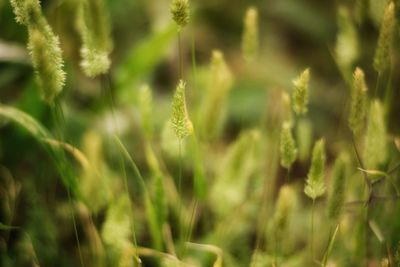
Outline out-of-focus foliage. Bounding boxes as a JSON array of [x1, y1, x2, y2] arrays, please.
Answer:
[[1, 0, 400, 267]]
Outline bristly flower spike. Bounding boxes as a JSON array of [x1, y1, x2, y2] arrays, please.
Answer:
[[10, 0, 65, 105], [170, 0, 189, 28], [349, 67, 368, 135], [292, 68, 310, 115], [364, 100, 387, 169], [373, 1, 396, 73], [280, 121, 298, 170], [77, 0, 113, 77], [171, 80, 193, 140], [242, 6, 259, 62], [304, 138, 326, 200]]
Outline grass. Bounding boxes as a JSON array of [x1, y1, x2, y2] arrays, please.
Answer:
[[1, 0, 400, 267]]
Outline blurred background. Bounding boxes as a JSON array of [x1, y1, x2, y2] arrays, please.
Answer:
[[1, 0, 400, 266]]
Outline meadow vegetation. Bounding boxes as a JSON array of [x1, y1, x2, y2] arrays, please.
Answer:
[[1, 0, 400, 266]]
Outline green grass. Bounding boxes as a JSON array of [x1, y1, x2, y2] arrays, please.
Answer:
[[1, 0, 400, 267]]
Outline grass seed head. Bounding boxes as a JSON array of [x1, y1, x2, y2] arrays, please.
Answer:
[[373, 2, 396, 73], [242, 6, 259, 62], [292, 68, 310, 115], [280, 121, 298, 170], [171, 80, 193, 140], [304, 138, 326, 200], [170, 0, 189, 28], [28, 27, 65, 104], [349, 67, 368, 135], [364, 100, 387, 169]]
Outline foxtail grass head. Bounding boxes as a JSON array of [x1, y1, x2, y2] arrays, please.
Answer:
[[171, 80, 193, 140], [292, 68, 310, 115], [170, 0, 189, 28], [242, 6, 259, 62], [373, 2, 395, 73], [198, 50, 233, 140], [335, 6, 359, 74], [28, 27, 65, 104], [77, 0, 113, 77], [280, 121, 297, 170], [10, 0, 65, 105], [364, 100, 387, 169], [349, 67, 368, 135], [304, 138, 326, 200], [272, 185, 296, 233]]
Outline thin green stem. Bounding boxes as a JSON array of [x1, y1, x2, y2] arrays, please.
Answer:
[[178, 138, 184, 257], [178, 31, 183, 79], [52, 100, 85, 267], [67, 187, 85, 267], [311, 199, 315, 264]]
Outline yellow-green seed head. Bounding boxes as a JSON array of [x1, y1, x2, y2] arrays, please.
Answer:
[[349, 67, 368, 135], [171, 80, 193, 139], [364, 100, 387, 169], [280, 121, 298, 169], [77, 0, 113, 77], [170, 0, 189, 28], [242, 6, 259, 62], [304, 138, 326, 200], [10, 0, 38, 25], [28, 27, 65, 104], [292, 68, 310, 115], [272, 185, 296, 233], [373, 2, 395, 73], [335, 6, 359, 73], [199, 50, 233, 140]]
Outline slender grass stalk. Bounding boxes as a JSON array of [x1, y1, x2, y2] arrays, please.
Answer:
[[310, 198, 315, 263], [51, 99, 85, 267], [67, 187, 85, 267]]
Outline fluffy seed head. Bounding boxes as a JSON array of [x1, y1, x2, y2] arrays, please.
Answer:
[[373, 2, 396, 73], [273, 185, 296, 233], [304, 138, 326, 200], [170, 0, 189, 28], [349, 67, 368, 135], [280, 121, 298, 170], [199, 50, 233, 140], [335, 6, 359, 72], [364, 100, 387, 169], [292, 68, 310, 115], [171, 80, 193, 139], [242, 6, 259, 62], [77, 0, 113, 77], [28, 27, 65, 104]]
